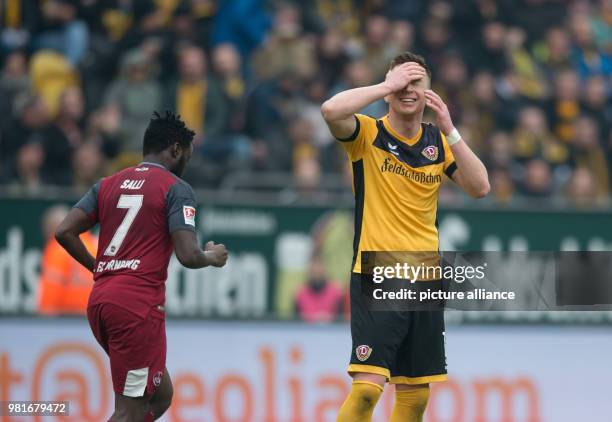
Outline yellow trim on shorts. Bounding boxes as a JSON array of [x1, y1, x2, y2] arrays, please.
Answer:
[[347, 364, 390, 379], [389, 374, 448, 385]]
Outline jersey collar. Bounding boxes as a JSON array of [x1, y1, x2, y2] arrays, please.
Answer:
[[381, 115, 423, 146], [139, 161, 168, 171]]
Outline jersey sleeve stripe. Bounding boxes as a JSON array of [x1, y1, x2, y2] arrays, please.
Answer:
[[351, 160, 365, 271], [444, 162, 458, 178], [335, 115, 361, 142]]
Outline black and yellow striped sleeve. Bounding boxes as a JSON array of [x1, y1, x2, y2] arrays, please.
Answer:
[[440, 131, 457, 178], [337, 114, 377, 162]]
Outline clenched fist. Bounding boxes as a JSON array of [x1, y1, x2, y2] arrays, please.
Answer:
[[204, 241, 229, 267]]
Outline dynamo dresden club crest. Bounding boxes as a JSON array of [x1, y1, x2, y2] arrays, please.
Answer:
[[421, 145, 439, 161], [356, 345, 373, 362]]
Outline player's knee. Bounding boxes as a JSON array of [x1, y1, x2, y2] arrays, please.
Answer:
[[354, 391, 379, 412], [337, 380, 384, 420], [350, 375, 385, 412], [395, 383, 430, 413]]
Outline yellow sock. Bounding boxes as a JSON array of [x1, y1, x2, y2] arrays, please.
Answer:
[[337, 380, 384, 422], [390, 385, 430, 422]]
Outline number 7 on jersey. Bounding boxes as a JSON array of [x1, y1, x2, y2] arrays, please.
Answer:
[[104, 194, 143, 256]]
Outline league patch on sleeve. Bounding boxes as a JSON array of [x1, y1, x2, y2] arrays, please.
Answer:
[[183, 206, 196, 226]]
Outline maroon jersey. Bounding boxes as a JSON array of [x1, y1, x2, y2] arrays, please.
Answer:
[[75, 162, 197, 317]]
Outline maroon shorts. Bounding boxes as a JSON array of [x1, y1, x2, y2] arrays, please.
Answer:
[[87, 302, 166, 397]]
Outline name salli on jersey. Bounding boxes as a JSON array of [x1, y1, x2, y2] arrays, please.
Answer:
[[380, 158, 441, 184], [95, 259, 141, 273], [120, 179, 145, 190]]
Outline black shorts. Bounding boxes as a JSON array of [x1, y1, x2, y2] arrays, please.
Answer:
[[348, 272, 447, 384]]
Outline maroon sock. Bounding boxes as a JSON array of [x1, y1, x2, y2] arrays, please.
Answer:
[[144, 412, 155, 422]]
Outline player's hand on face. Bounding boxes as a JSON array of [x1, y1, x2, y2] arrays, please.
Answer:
[[205, 241, 229, 267], [384, 62, 427, 93], [425, 89, 455, 135]]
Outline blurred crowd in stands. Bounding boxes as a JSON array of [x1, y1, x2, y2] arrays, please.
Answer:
[[0, 0, 610, 208]]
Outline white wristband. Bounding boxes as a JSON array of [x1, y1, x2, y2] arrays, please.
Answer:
[[445, 127, 462, 145]]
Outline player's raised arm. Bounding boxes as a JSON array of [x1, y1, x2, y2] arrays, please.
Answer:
[[425, 89, 490, 198], [172, 231, 228, 268], [321, 62, 426, 139]]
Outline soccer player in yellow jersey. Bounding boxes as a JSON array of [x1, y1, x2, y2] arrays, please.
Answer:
[[321, 52, 490, 421]]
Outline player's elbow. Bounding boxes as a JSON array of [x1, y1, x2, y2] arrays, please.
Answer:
[[471, 180, 490, 199], [320, 100, 338, 121], [176, 256, 196, 269], [175, 250, 196, 269], [54, 223, 71, 244]]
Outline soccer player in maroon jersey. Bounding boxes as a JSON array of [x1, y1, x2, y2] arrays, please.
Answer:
[[55, 111, 228, 421]]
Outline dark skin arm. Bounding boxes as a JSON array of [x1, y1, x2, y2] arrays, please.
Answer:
[[171, 230, 228, 269], [55, 208, 97, 272], [56, 210, 228, 271]]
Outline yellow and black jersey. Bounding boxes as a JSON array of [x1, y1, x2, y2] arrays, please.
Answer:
[[338, 114, 457, 273]]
